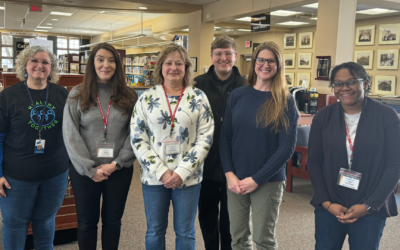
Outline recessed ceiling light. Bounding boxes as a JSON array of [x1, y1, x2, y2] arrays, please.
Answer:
[[37, 26, 52, 29], [139, 7, 147, 9], [0, 6, 4, 10], [182, 28, 189, 31], [46, 23, 52, 25], [52, 19, 58, 21], [238, 29, 251, 32], [271, 10, 303, 16], [235, 17, 251, 22], [34, 29, 49, 32], [356, 8, 399, 15], [310, 17, 318, 20], [224, 29, 233, 32], [276, 21, 309, 26], [50, 11, 73, 16], [302, 3, 318, 8]]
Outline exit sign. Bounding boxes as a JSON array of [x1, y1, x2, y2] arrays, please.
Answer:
[[30, 5, 42, 12]]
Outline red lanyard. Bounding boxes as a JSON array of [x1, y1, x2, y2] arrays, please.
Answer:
[[96, 93, 112, 141], [162, 85, 185, 132], [345, 123, 354, 162]]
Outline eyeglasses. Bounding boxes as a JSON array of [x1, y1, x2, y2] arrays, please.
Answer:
[[255, 58, 277, 66], [330, 78, 363, 89], [212, 52, 234, 58], [29, 59, 51, 66]]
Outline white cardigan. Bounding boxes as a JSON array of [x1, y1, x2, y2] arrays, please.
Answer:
[[130, 85, 215, 187]]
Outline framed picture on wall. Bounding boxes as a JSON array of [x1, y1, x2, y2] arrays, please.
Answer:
[[374, 75, 396, 95], [284, 33, 296, 49], [353, 50, 373, 69], [298, 53, 312, 69], [297, 73, 311, 88], [299, 32, 313, 49], [190, 57, 197, 72], [316, 56, 331, 80], [285, 73, 295, 87], [379, 24, 400, 45], [355, 25, 375, 46], [377, 49, 398, 70], [284, 53, 296, 69]]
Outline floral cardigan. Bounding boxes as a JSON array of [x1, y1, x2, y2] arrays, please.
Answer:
[[130, 85, 215, 187]]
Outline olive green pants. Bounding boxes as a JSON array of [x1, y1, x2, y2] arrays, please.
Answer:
[[227, 181, 285, 250]]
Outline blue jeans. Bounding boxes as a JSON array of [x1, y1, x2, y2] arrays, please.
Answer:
[[142, 183, 201, 250], [315, 209, 386, 250], [0, 170, 68, 250]]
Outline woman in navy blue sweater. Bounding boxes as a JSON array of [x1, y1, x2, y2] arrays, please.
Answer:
[[220, 41, 298, 250]]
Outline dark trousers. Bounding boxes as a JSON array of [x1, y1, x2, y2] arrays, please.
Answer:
[[69, 165, 133, 250], [198, 179, 232, 250], [315, 209, 386, 250]]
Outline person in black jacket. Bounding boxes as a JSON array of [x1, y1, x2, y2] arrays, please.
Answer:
[[195, 35, 245, 250]]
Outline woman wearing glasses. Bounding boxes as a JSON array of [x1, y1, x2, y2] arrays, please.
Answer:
[[308, 62, 400, 250], [220, 41, 298, 249]]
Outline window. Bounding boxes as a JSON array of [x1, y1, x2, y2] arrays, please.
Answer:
[[2, 47, 12, 57], [2, 59, 13, 69], [69, 39, 79, 49], [57, 38, 67, 49], [69, 50, 79, 54], [1, 33, 13, 69], [57, 50, 68, 56], [2, 35, 12, 45]]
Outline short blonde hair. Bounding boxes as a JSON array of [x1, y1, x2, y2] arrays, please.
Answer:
[[153, 44, 194, 87], [15, 45, 60, 83]]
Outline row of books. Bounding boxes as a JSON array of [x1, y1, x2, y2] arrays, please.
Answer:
[[125, 66, 143, 75], [124, 56, 158, 66]]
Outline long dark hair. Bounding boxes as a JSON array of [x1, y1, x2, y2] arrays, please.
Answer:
[[71, 43, 137, 116], [247, 41, 290, 133]]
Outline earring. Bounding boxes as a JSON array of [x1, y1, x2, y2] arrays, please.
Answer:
[[24, 70, 27, 78]]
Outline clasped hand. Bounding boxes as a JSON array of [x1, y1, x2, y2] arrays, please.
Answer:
[[324, 202, 369, 224], [91, 163, 116, 182], [225, 172, 258, 195], [161, 170, 183, 189]]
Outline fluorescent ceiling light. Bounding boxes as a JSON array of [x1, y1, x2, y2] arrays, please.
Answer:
[[225, 29, 233, 32], [0, 6, 4, 10], [238, 29, 251, 32], [34, 29, 49, 32], [214, 26, 221, 29], [46, 23, 52, 25], [271, 10, 302, 16], [37, 26, 52, 29], [310, 17, 318, 20], [235, 17, 251, 22], [139, 7, 147, 9], [276, 21, 309, 26], [356, 8, 399, 15], [182, 28, 189, 31], [302, 3, 318, 8], [52, 19, 58, 21], [50, 11, 73, 16]]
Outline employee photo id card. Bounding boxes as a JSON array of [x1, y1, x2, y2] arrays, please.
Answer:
[[34, 139, 45, 154], [97, 144, 115, 158], [337, 168, 362, 190], [163, 140, 181, 155]]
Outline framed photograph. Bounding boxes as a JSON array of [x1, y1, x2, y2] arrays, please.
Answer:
[[355, 25, 375, 46], [285, 73, 295, 87], [297, 73, 311, 88], [298, 53, 312, 69], [299, 32, 313, 49], [316, 56, 331, 80], [377, 49, 398, 70], [379, 24, 400, 45], [190, 57, 197, 72], [284, 33, 296, 49], [374, 75, 396, 95], [353, 50, 373, 69], [284, 53, 295, 69]]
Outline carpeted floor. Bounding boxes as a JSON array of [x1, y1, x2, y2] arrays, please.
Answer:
[[1, 161, 399, 249]]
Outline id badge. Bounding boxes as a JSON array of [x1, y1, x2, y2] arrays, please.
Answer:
[[163, 140, 181, 155], [96, 144, 115, 158], [34, 139, 45, 154], [337, 168, 362, 190]]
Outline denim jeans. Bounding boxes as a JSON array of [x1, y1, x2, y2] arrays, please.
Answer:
[[0, 170, 68, 250], [315, 209, 386, 250], [142, 183, 201, 250]]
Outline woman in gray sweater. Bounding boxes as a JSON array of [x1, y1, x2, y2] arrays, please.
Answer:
[[63, 43, 137, 250]]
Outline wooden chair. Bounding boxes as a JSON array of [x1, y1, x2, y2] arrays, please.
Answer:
[[286, 145, 310, 192]]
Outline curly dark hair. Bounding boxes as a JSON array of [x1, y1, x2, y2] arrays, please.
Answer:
[[329, 62, 371, 94]]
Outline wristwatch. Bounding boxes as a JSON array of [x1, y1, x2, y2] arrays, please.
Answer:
[[364, 203, 376, 214], [113, 161, 122, 170]]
